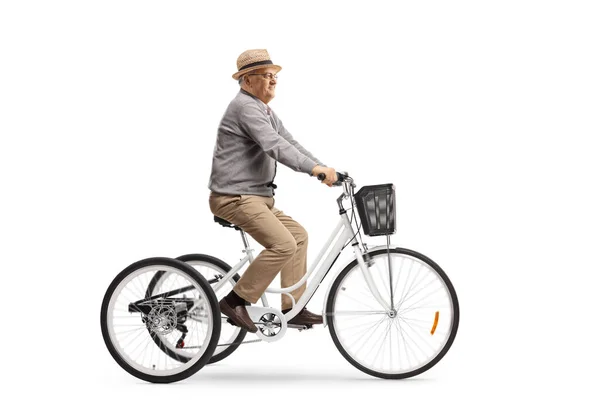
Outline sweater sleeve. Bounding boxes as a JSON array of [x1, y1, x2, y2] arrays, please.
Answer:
[[276, 116, 326, 175], [238, 101, 317, 175]]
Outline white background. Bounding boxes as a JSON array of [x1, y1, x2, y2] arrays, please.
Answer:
[[1, 0, 599, 398]]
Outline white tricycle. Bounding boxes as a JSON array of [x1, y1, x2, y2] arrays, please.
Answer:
[[100, 172, 459, 383]]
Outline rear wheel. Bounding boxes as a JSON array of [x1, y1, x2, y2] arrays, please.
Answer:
[[326, 248, 459, 379], [100, 257, 221, 383]]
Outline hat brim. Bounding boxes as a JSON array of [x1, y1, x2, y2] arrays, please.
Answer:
[[232, 64, 282, 80]]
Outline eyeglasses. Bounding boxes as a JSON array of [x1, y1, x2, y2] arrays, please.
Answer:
[[247, 73, 278, 80]]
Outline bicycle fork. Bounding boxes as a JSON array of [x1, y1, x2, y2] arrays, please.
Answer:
[[352, 244, 394, 311]]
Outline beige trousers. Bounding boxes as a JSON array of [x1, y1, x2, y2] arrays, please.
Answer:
[[209, 192, 308, 309]]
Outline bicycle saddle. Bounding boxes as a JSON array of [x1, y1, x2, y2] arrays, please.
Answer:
[[213, 216, 241, 231]]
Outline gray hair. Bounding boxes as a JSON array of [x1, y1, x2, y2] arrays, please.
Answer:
[[238, 73, 254, 86]]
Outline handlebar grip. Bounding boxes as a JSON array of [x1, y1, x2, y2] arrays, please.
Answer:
[[317, 172, 346, 186]]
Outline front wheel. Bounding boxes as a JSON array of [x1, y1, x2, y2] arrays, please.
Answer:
[[326, 248, 459, 379]]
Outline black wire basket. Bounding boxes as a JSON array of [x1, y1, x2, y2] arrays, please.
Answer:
[[354, 184, 396, 237]]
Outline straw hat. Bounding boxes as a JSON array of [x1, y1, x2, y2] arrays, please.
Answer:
[[232, 49, 282, 80]]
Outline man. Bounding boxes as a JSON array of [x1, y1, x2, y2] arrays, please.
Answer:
[[208, 49, 337, 332]]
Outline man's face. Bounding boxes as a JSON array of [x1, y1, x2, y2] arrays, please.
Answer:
[[244, 67, 278, 104]]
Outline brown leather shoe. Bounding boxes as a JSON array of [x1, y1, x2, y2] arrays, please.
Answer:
[[219, 298, 258, 333], [284, 307, 323, 325]]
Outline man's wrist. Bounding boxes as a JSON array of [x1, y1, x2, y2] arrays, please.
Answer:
[[311, 164, 320, 176]]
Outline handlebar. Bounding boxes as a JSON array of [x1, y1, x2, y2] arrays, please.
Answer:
[[316, 171, 355, 210]]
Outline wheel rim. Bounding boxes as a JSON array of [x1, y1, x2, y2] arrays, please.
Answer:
[[106, 264, 215, 376], [330, 252, 456, 376]]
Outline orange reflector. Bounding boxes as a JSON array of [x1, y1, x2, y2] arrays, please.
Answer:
[[430, 311, 439, 335]]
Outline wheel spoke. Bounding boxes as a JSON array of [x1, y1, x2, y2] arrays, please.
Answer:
[[329, 310, 388, 316]]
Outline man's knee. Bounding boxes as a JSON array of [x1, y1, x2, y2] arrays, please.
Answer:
[[296, 226, 308, 246], [271, 237, 297, 258]]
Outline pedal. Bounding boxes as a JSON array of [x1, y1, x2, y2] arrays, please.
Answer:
[[226, 317, 236, 326], [288, 323, 313, 330]]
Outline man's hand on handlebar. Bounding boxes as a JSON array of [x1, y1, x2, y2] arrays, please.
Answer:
[[312, 165, 338, 187]]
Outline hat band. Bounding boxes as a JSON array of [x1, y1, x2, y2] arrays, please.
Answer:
[[238, 59, 273, 72]]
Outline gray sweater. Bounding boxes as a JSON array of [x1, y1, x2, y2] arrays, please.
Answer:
[[208, 89, 324, 196]]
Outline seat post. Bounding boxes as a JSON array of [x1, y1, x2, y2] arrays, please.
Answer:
[[239, 230, 250, 250]]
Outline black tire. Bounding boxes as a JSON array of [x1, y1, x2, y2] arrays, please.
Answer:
[[326, 248, 459, 379], [100, 257, 221, 383]]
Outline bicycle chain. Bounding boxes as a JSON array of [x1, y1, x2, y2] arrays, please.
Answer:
[[181, 339, 262, 349], [181, 317, 314, 349], [217, 338, 262, 347], [181, 322, 312, 349]]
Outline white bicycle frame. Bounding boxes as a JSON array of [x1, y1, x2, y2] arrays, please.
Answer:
[[212, 176, 393, 325]]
